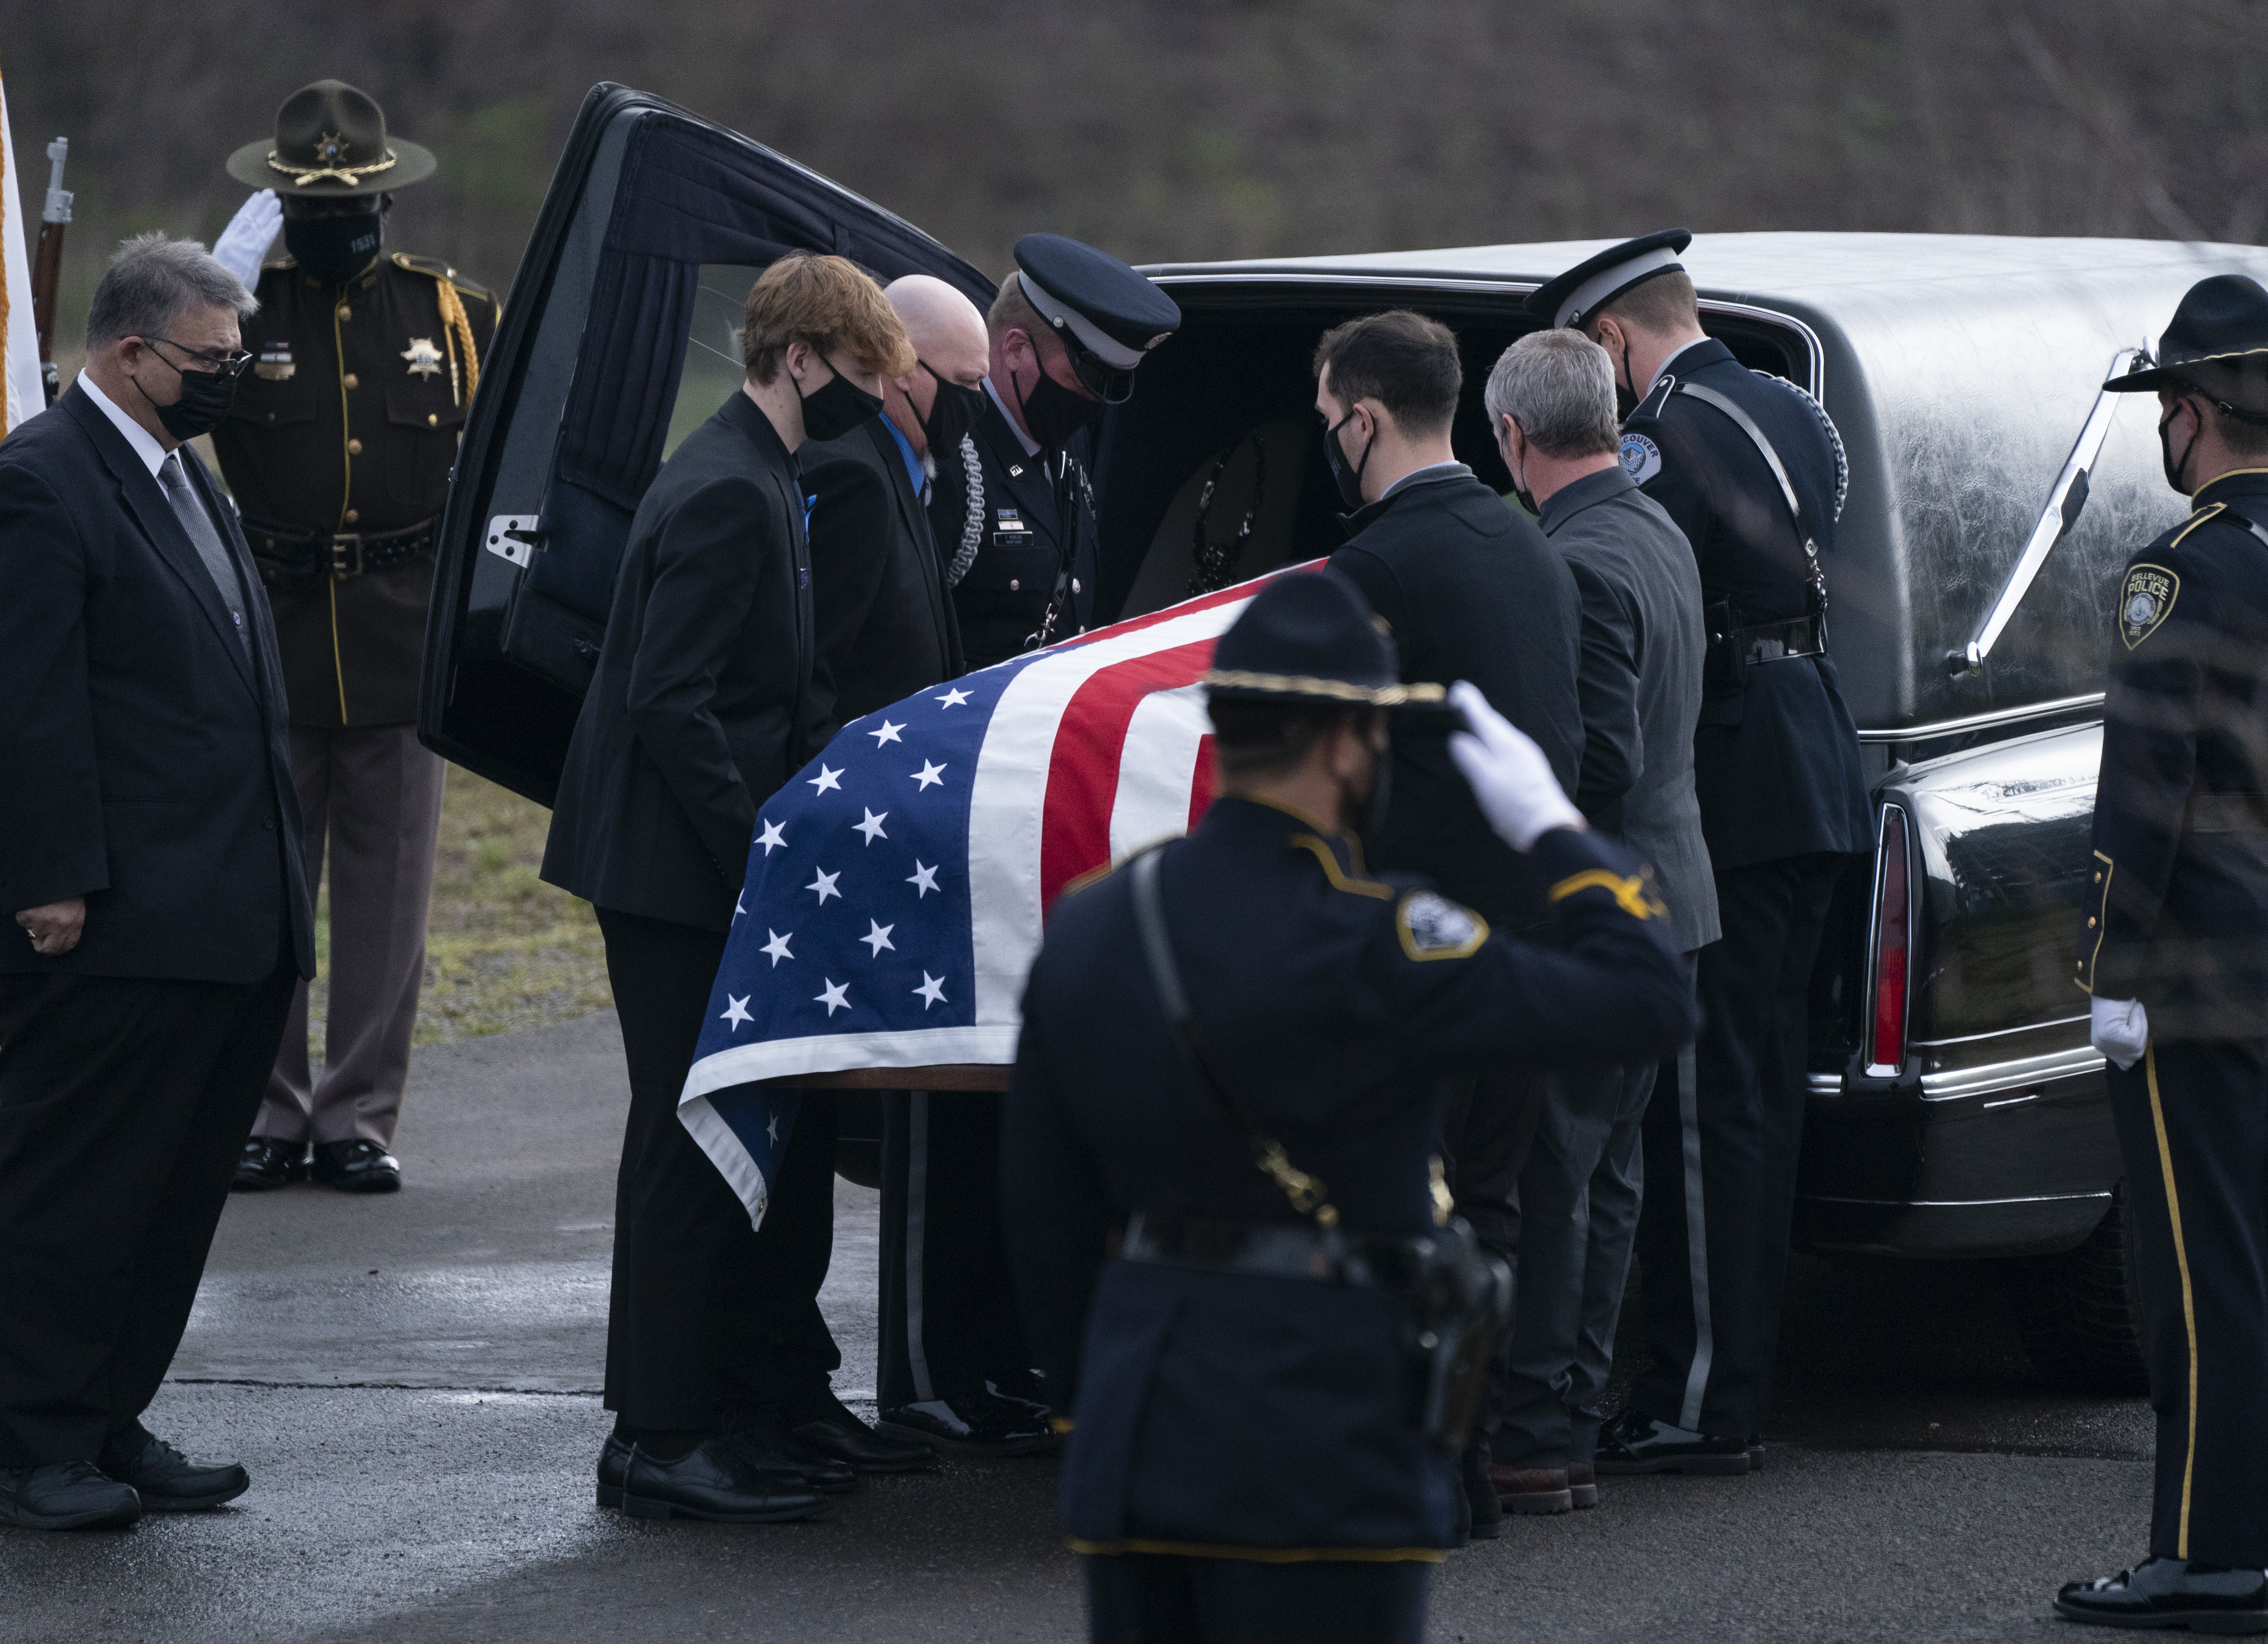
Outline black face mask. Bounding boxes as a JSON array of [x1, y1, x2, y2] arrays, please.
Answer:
[[2159, 401, 2201, 495], [920, 363, 988, 452], [797, 363, 885, 444], [1502, 423, 1539, 516], [1612, 335, 1641, 421], [131, 343, 241, 440], [283, 208, 384, 285], [1322, 409, 1373, 512], [1015, 363, 1103, 451]]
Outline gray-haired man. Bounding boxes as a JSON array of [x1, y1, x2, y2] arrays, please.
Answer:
[[1482, 328, 1716, 1514], [0, 235, 315, 1529]]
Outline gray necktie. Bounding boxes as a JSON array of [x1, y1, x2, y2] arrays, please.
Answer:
[[158, 452, 251, 656]]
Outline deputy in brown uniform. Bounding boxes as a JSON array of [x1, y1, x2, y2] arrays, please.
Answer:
[[210, 81, 498, 1194]]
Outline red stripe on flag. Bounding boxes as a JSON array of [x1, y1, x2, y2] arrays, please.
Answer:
[[1187, 735, 1217, 832]]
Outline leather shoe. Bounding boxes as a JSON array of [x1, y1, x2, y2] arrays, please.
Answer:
[[2055, 1557, 2268, 1632], [1594, 1409, 1750, 1476], [0, 1461, 141, 1530], [311, 1139, 401, 1193], [723, 1411, 855, 1494], [791, 1400, 938, 1473], [621, 1438, 827, 1524], [876, 1390, 1055, 1456], [98, 1425, 246, 1512], [597, 1433, 632, 1510], [232, 1136, 306, 1191], [1567, 1459, 1598, 1510], [1490, 1462, 1574, 1516], [1460, 1442, 1504, 1540]]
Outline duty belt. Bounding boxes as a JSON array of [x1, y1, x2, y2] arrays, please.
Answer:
[[1120, 1210, 1426, 1291], [2188, 794, 2268, 833], [246, 515, 438, 588], [1732, 613, 1826, 665]]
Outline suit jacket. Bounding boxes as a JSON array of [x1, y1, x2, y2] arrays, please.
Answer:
[[1540, 465, 1719, 954], [801, 417, 963, 738], [541, 391, 820, 932], [1329, 468, 1585, 931], [0, 384, 314, 982], [927, 397, 1098, 669]]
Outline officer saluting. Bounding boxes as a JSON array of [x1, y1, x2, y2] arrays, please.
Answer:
[[2058, 276, 2268, 1633], [928, 234, 1179, 668], [1002, 570, 1697, 1643], [209, 81, 498, 1194], [1528, 232, 1870, 1475]]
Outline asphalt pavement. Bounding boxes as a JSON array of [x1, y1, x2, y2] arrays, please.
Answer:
[[0, 1012, 2156, 1642]]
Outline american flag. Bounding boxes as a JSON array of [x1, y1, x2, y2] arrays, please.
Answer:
[[677, 565, 1316, 1225]]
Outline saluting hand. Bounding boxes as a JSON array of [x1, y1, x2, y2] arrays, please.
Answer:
[[1447, 680, 1586, 852], [14, 898, 86, 957]]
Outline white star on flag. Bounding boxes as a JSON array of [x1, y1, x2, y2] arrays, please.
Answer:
[[806, 867, 841, 904], [756, 819, 788, 854], [720, 994, 753, 1029], [868, 720, 906, 746], [855, 808, 889, 845], [906, 860, 940, 897], [734, 891, 746, 919], [767, 1113, 779, 1144], [807, 765, 843, 794], [761, 929, 794, 966], [860, 920, 896, 956], [914, 972, 947, 1009], [911, 761, 946, 789], [815, 978, 851, 1016], [935, 687, 971, 707]]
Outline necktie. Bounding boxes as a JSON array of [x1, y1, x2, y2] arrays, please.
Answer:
[[158, 452, 251, 656]]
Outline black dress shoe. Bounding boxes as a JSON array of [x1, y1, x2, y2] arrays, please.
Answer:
[[723, 1412, 856, 1494], [620, 1439, 827, 1524], [1594, 1409, 1751, 1476], [232, 1136, 307, 1192], [988, 1368, 1053, 1415], [311, 1139, 401, 1193], [0, 1461, 141, 1530], [790, 1401, 938, 1473], [2055, 1557, 2268, 1631], [98, 1426, 248, 1511], [597, 1433, 632, 1510], [876, 1390, 1055, 1456]]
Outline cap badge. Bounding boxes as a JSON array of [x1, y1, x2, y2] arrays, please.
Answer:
[[2120, 563, 2178, 650], [401, 337, 445, 380], [317, 131, 350, 165]]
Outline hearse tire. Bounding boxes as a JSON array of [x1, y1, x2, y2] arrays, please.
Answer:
[[2004, 1185, 2149, 1396]]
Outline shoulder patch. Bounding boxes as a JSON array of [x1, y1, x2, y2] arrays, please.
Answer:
[[2119, 563, 2179, 650], [1618, 431, 1662, 486], [1396, 891, 1488, 961]]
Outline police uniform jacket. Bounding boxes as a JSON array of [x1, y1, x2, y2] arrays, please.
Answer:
[[1329, 467, 1584, 930], [927, 393, 1098, 670], [1002, 797, 1695, 1557], [1622, 337, 1870, 869], [211, 251, 497, 728], [540, 391, 820, 933], [2077, 467, 2268, 1039]]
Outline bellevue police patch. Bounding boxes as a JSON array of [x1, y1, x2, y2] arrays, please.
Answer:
[[1618, 431, 1662, 485], [1397, 891, 1487, 961], [2119, 563, 2178, 650]]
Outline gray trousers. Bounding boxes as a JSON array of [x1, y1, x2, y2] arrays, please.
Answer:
[[257, 723, 445, 1147]]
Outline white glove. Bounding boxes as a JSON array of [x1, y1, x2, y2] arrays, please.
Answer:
[[2090, 996, 2148, 1072], [1446, 680, 1585, 852], [212, 190, 282, 289]]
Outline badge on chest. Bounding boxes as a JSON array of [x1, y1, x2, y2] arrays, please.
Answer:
[[254, 341, 295, 382], [993, 505, 1034, 548], [401, 337, 445, 380]]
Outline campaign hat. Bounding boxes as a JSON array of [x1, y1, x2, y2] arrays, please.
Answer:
[[1526, 229, 1694, 330], [1203, 568, 1444, 708], [227, 80, 437, 197], [2104, 274, 2268, 420], [1011, 233, 1182, 403]]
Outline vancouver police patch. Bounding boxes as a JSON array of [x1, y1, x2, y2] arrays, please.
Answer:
[[1618, 431, 1662, 485], [1397, 891, 1487, 961], [2119, 563, 2178, 650]]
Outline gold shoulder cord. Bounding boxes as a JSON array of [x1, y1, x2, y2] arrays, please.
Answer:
[[432, 279, 481, 407]]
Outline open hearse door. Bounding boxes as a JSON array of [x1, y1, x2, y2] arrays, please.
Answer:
[[418, 84, 995, 806]]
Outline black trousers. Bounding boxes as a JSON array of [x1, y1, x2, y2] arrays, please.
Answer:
[[1443, 1064, 1545, 1445], [1632, 854, 1844, 1441], [876, 1090, 1029, 1407], [596, 907, 840, 1431], [0, 953, 296, 1466], [2107, 1038, 2268, 1567], [1085, 1554, 1430, 1644]]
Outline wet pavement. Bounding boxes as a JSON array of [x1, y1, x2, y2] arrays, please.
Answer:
[[2, 1012, 2155, 1641]]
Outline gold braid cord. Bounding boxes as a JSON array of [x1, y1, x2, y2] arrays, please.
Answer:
[[434, 279, 480, 406]]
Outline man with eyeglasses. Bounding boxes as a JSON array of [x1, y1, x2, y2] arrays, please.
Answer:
[[0, 233, 315, 1530], [204, 80, 499, 1197]]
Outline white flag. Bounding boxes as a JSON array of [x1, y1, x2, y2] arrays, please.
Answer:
[[0, 73, 48, 438]]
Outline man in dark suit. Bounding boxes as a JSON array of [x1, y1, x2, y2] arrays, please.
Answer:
[[542, 253, 933, 1526], [1479, 328, 1718, 1518], [1316, 308, 1586, 1540], [0, 234, 316, 1530]]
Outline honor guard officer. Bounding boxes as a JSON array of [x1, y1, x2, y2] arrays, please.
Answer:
[[927, 234, 1179, 669], [1004, 570, 1696, 1644], [1528, 232, 1871, 1476], [2057, 276, 2268, 1634], [207, 81, 498, 1195]]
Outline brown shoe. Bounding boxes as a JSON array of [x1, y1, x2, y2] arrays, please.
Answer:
[[1567, 1460, 1599, 1510], [1490, 1463, 1574, 1515]]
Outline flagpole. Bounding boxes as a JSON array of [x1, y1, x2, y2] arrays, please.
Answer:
[[32, 136, 69, 406]]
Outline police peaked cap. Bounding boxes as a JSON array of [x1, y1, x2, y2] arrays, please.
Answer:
[[227, 79, 437, 197], [2106, 274, 2268, 420], [1526, 229, 1695, 330], [1203, 568, 1444, 708], [1013, 233, 1182, 373]]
